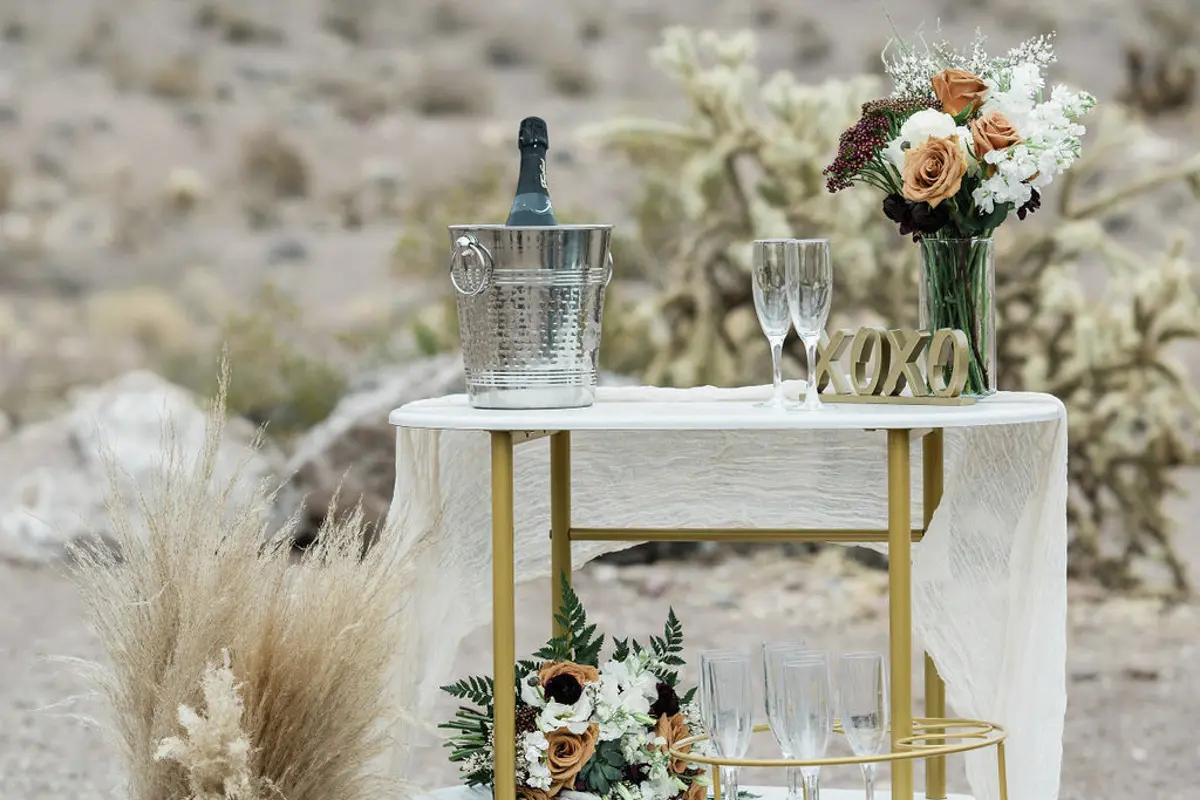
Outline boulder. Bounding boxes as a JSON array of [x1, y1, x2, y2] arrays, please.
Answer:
[[283, 354, 639, 546], [283, 354, 466, 547], [0, 370, 287, 564]]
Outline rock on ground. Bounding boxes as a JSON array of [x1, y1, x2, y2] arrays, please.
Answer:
[[284, 355, 641, 544], [0, 370, 286, 563]]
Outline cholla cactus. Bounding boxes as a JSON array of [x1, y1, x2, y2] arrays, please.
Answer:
[[584, 27, 1200, 596]]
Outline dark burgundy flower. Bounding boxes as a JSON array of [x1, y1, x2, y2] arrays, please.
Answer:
[[544, 674, 584, 705], [910, 201, 951, 234], [882, 193, 910, 224], [824, 97, 941, 194], [1017, 189, 1042, 220], [648, 682, 680, 719]]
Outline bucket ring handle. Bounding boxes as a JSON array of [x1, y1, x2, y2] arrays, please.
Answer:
[[603, 250, 614, 287], [449, 234, 493, 297]]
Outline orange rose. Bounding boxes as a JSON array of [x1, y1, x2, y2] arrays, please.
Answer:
[[685, 780, 708, 800], [538, 661, 600, 688], [545, 724, 600, 788], [518, 786, 559, 800], [970, 112, 1022, 161], [902, 136, 967, 208], [654, 713, 693, 774], [931, 68, 989, 116]]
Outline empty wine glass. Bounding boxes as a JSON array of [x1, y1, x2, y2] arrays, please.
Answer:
[[837, 653, 889, 800], [762, 642, 807, 800], [701, 652, 754, 800], [786, 240, 833, 411], [752, 240, 796, 409], [779, 653, 832, 800]]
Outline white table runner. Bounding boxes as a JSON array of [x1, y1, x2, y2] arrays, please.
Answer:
[[384, 384, 1068, 800]]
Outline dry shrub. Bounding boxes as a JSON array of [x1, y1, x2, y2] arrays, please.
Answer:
[[323, 0, 375, 44], [792, 16, 833, 65], [201, 284, 347, 435], [307, 74, 395, 124], [578, 11, 606, 43], [483, 31, 533, 68], [0, 160, 12, 213], [148, 54, 206, 101], [428, 0, 473, 35], [194, 2, 285, 45], [409, 63, 490, 117], [546, 56, 597, 97], [67, 366, 414, 800], [239, 128, 310, 200], [1119, 0, 1200, 116]]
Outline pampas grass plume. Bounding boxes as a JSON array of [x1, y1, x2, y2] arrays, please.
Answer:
[[67, 364, 414, 800]]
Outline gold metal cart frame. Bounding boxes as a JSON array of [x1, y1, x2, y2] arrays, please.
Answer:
[[488, 427, 970, 800]]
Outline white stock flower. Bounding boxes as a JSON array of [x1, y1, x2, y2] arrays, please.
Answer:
[[520, 675, 547, 708], [538, 693, 594, 735]]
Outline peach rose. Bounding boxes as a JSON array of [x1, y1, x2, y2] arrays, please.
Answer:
[[970, 112, 1022, 161], [655, 713, 693, 774], [538, 661, 601, 688], [931, 69, 989, 116], [902, 136, 968, 208], [545, 723, 600, 788]]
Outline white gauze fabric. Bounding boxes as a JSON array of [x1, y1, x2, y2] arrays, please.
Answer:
[[384, 383, 1068, 800]]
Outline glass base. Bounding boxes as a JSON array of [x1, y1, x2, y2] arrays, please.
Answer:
[[755, 398, 798, 410]]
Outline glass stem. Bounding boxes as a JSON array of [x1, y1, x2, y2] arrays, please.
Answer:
[[801, 767, 820, 800], [770, 337, 784, 404], [786, 766, 802, 800], [721, 766, 740, 800], [860, 763, 876, 800], [803, 336, 821, 409]]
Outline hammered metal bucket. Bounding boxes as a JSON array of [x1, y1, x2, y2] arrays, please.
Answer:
[[448, 224, 613, 409]]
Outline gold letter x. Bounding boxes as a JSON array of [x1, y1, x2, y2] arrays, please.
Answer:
[[882, 328, 931, 396]]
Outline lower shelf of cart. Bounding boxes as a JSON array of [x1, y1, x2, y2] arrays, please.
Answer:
[[416, 785, 976, 800]]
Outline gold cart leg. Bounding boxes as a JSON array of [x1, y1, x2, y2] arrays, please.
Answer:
[[711, 765, 722, 800], [923, 429, 947, 799], [888, 429, 914, 800], [550, 432, 572, 636], [492, 432, 517, 800], [997, 741, 1009, 800]]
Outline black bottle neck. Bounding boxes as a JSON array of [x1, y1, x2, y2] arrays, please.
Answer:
[[515, 146, 550, 196]]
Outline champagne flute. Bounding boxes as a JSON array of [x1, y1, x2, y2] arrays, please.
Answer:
[[701, 653, 754, 800], [762, 642, 808, 800], [752, 240, 796, 409], [786, 240, 833, 411], [837, 653, 889, 800], [779, 653, 832, 800]]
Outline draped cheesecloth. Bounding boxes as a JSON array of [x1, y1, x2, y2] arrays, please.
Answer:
[[384, 384, 1068, 800]]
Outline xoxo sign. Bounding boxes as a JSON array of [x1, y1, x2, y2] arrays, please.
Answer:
[[814, 327, 974, 404]]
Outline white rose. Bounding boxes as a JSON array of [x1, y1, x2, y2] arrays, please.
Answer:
[[884, 109, 962, 169]]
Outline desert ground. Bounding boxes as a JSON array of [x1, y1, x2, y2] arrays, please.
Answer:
[[0, 0, 1199, 798]]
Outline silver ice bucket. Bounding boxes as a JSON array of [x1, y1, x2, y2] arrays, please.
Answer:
[[448, 224, 613, 409]]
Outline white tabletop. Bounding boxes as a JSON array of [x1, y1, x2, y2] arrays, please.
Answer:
[[389, 388, 1063, 432]]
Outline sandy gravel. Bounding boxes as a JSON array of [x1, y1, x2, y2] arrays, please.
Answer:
[[1, 549, 1194, 800]]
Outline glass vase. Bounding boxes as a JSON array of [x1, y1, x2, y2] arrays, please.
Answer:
[[918, 237, 996, 397]]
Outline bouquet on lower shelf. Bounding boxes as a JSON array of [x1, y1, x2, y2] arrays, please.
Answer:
[[441, 578, 711, 800]]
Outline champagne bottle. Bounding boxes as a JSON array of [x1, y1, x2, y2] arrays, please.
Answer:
[[505, 116, 558, 226]]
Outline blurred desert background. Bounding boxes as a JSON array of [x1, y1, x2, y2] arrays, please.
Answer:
[[1, 0, 1200, 798]]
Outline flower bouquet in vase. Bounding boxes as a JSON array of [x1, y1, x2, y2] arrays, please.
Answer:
[[824, 30, 1096, 396], [440, 577, 711, 800]]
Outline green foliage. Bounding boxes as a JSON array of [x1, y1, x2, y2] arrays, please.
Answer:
[[441, 676, 495, 709], [579, 739, 625, 795], [188, 284, 347, 437], [534, 574, 605, 667], [582, 27, 1200, 597]]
